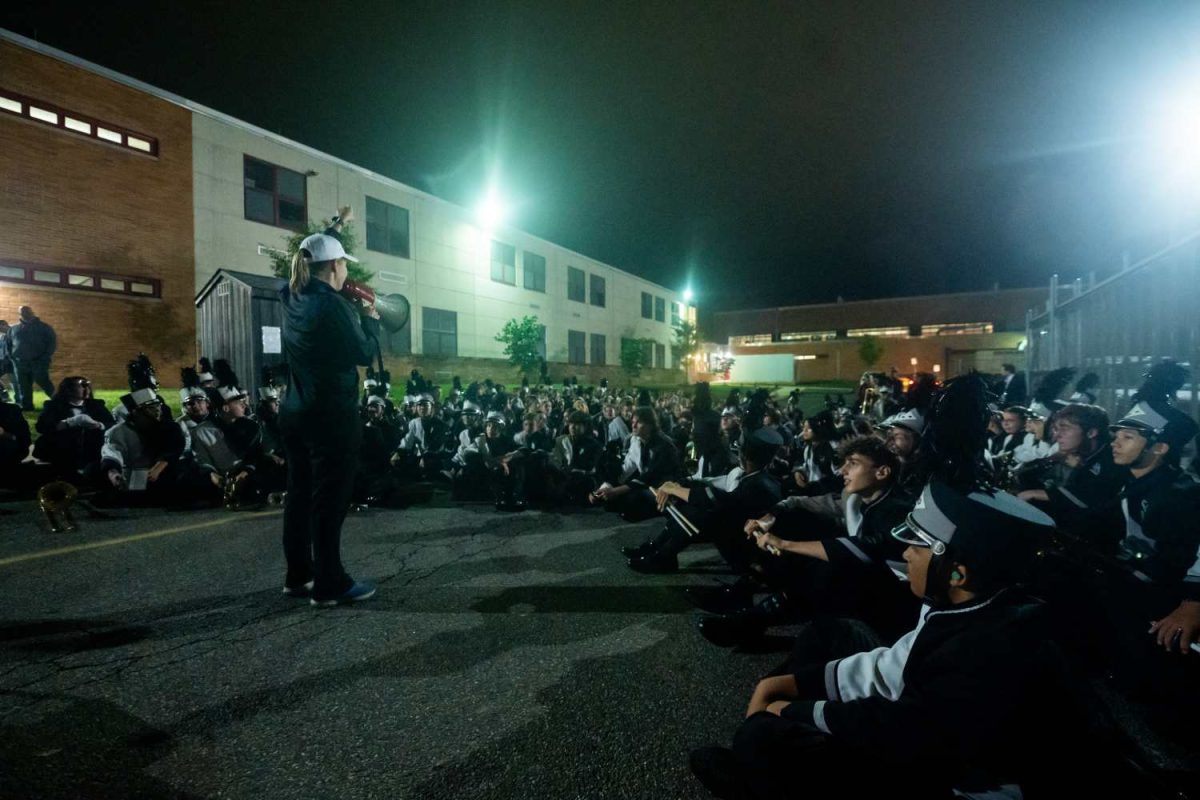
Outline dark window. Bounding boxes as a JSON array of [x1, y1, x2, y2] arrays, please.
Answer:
[[567, 266, 586, 302], [641, 292, 653, 319], [590, 274, 606, 307], [491, 241, 516, 285], [381, 320, 412, 356], [654, 343, 666, 369], [568, 330, 586, 365], [524, 251, 546, 292], [671, 302, 682, 327], [366, 196, 411, 258], [422, 307, 457, 356], [654, 296, 666, 322], [590, 333, 606, 366], [243, 156, 307, 230]]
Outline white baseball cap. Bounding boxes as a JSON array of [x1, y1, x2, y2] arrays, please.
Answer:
[[300, 233, 358, 264]]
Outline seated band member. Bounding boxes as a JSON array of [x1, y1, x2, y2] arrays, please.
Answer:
[[458, 410, 524, 507], [100, 388, 186, 506], [33, 375, 114, 483], [591, 406, 682, 522], [545, 410, 603, 505], [696, 436, 915, 646], [0, 383, 31, 488], [690, 480, 1060, 800], [394, 394, 453, 481], [623, 427, 783, 575]]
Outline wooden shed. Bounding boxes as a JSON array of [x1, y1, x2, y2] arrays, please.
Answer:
[[194, 269, 288, 391]]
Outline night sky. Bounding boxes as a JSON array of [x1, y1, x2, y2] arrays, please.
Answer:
[[5, 1, 1200, 312]]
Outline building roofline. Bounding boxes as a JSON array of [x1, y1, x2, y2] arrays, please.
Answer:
[[0, 28, 682, 298], [711, 285, 1045, 316]]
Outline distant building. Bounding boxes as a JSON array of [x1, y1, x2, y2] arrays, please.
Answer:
[[0, 31, 687, 389], [705, 287, 1045, 383]]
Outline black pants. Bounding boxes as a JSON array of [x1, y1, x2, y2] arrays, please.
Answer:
[[14, 359, 53, 411], [281, 413, 360, 597]]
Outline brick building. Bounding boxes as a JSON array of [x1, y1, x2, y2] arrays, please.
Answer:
[[705, 287, 1046, 383], [0, 30, 688, 392]]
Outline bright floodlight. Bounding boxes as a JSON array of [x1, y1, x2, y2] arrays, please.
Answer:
[[475, 191, 506, 232], [1148, 82, 1200, 186], [683, 288, 694, 303]]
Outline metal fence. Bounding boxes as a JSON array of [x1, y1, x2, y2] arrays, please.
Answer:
[[1025, 231, 1200, 423]]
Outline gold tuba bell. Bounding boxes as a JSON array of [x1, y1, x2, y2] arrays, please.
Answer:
[[38, 481, 80, 533]]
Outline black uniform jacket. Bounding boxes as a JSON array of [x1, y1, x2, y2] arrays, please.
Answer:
[[787, 589, 1051, 793], [820, 486, 914, 570], [688, 469, 782, 521], [549, 433, 603, 474], [1042, 444, 1128, 536], [279, 280, 378, 420], [1118, 465, 1200, 602], [0, 402, 31, 466]]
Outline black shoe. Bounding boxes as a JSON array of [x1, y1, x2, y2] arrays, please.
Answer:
[[697, 593, 791, 647], [626, 551, 678, 574], [688, 746, 748, 800], [621, 541, 654, 559], [685, 583, 755, 615]]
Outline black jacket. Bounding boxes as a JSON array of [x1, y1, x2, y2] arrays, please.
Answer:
[[688, 468, 782, 520], [33, 396, 114, 468], [1118, 465, 1200, 602], [821, 486, 914, 570], [549, 433, 603, 474], [279, 280, 378, 420], [8, 316, 56, 363], [0, 402, 31, 467], [1041, 444, 1128, 538]]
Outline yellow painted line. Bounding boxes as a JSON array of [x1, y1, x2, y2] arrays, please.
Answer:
[[0, 510, 282, 567]]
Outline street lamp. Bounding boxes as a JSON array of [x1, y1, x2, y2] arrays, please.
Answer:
[[475, 190, 506, 233]]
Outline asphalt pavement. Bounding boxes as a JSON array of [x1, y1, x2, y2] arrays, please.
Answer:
[[0, 496, 784, 800]]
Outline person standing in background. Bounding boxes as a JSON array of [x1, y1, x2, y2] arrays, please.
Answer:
[[9, 306, 57, 411]]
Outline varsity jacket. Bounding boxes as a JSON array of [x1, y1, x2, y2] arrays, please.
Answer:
[[1117, 465, 1200, 602]]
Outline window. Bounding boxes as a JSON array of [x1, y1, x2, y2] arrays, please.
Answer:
[[846, 326, 908, 338], [365, 196, 411, 258], [243, 156, 307, 230], [568, 330, 587, 365], [781, 331, 838, 342], [491, 241, 516, 285], [671, 302, 682, 327], [523, 251, 546, 292], [590, 274, 606, 307], [567, 266, 586, 302], [0, 88, 160, 156], [0, 262, 161, 298], [920, 322, 995, 336], [654, 296, 666, 322], [422, 307, 457, 356], [730, 334, 773, 346], [591, 333, 607, 366], [641, 292, 653, 319], [654, 343, 666, 369]]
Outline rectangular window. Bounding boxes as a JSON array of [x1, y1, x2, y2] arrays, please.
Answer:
[[590, 274, 606, 307], [654, 296, 666, 322], [523, 251, 546, 292], [568, 330, 587, 365], [920, 322, 995, 336], [641, 291, 653, 319], [365, 196, 411, 258], [567, 266, 586, 302], [422, 307, 458, 356], [0, 88, 160, 156], [671, 302, 682, 327], [730, 334, 773, 346], [591, 333, 607, 366], [0, 263, 161, 298], [846, 326, 909, 338], [243, 156, 308, 230], [654, 343, 666, 369], [490, 241, 516, 285], [781, 331, 838, 342]]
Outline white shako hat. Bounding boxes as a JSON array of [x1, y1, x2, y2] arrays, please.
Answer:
[[120, 387, 161, 412], [461, 400, 482, 415], [1111, 400, 1198, 449], [366, 395, 387, 408], [880, 408, 926, 436], [299, 233, 358, 263], [218, 385, 247, 402], [485, 410, 506, 423]]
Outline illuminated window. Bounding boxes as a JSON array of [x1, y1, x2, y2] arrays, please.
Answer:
[[0, 263, 160, 298], [781, 331, 838, 342], [33, 271, 61, 284], [0, 89, 158, 156], [920, 322, 994, 336], [847, 327, 909, 338], [730, 334, 773, 346], [243, 156, 307, 230]]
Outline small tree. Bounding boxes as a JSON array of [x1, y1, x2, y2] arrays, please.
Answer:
[[857, 334, 884, 369], [620, 337, 651, 377], [269, 217, 374, 286], [672, 320, 700, 370], [495, 316, 545, 377]]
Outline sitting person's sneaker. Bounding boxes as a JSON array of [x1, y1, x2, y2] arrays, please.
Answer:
[[282, 580, 314, 598], [689, 746, 749, 800], [311, 581, 377, 607]]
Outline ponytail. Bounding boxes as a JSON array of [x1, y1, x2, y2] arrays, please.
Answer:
[[289, 248, 312, 293]]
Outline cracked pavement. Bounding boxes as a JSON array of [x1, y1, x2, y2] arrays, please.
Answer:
[[0, 498, 782, 799]]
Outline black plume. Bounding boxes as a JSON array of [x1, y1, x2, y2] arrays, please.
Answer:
[[198, 356, 213, 375], [126, 354, 157, 391], [904, 373, 939, 412], [1074, 372, 1100, 395], [926, 372, 992, 492], [1132, 359, 1188, 405], [213, 358, 240, 389], [453, 375, 463, 391], [1033, 367, 1075, 407], [260, 365, 277, 388], [181, 366, 201, 389]]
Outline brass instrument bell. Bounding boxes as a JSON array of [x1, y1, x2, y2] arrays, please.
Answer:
[[38, 481, 79, 533]]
